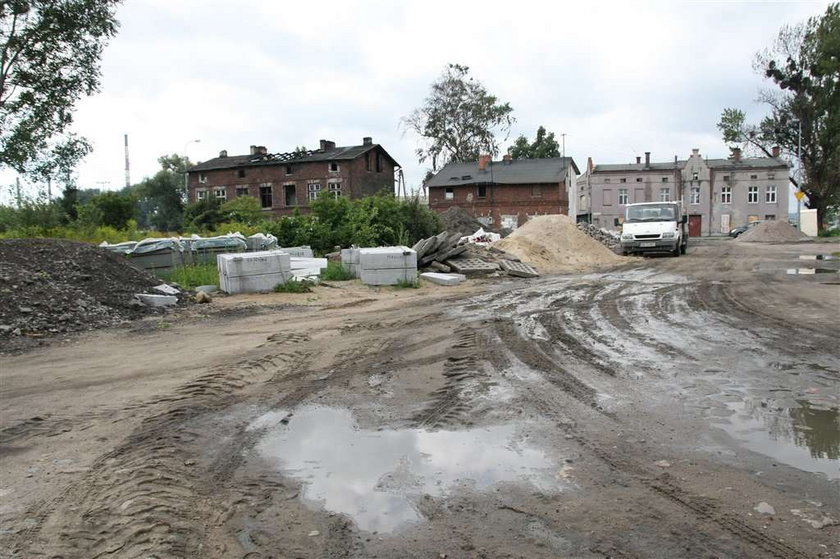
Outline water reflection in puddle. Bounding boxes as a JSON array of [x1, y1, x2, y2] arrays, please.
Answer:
[[785, 268, 839, 275], [716, 399, 839, 479], [249, 407, 558, 532]]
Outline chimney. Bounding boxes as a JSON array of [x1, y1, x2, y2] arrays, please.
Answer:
[[587, 156, 594, 173], [257, 146, 267, 155], [692, 148, 700, 156], [319, 139, 336, 151], [636, 156, 641, 164], [250, 145, 258, 155], [502, 154, 512, 165], [363, 136, 372, 146], [771, 145, 780, 158], [644, 152, 650, 167], [478, 154, 492, 171], [219, 150, 228, 158], [731, 147, 742, 163]]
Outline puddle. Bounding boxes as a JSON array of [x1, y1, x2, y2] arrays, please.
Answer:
[[716, 399, 839, 479], [798, 254, 835, 260], [785, 268, 838, 275], [250, 406, 558, 532]]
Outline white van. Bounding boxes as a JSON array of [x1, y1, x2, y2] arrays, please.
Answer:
[[620, 202, 687, 257]]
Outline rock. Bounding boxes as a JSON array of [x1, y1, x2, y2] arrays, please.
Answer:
[[195, 291, 212, 304], [654, 460, 671, 468], [153, 283, 180, 296], [18, 306, 32, 313], [308, 530, 320, 537], [134, 294, 177, 307], [754, 502, 775, 515], [0, 324, 11, 334]]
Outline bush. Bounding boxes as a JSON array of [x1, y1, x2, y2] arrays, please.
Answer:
[[320, 260, 354, 281], [159, 264, 219, 290]]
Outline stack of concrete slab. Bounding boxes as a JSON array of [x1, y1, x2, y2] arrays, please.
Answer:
[[412, 231, 467, 268], [447, 258, 500, 277], [340, 248, 361, 278], [290, 257, 328, 280], [358, 247, 418, 285], [278, 246, 314, 258], [217, 251, 291, 294]]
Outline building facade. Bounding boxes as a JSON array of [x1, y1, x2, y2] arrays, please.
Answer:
[[582, 149, 790, 236], [187, 138, 399, 216], [425, 155, 579, 229]]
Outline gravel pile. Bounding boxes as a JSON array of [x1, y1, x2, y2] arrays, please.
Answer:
[[577, 222, 620, 250], [737, 221, 809, 242], [493, 214, 623, 273], [438, 206, 491, 237], [0, 239, 174, 352]]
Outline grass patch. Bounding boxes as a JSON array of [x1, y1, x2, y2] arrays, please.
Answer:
[[159, 264, 218, 290], [394, 277, 420, 289], [274, 278, 316, 293], [320, 260, 354, 281]]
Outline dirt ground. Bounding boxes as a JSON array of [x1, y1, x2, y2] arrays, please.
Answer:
[[1, 238, 838, 558]]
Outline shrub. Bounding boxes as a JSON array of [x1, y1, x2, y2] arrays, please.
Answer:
[[320, 260, 354, 281], [159, 264, 219, 290], [274, 278, 315, 293]]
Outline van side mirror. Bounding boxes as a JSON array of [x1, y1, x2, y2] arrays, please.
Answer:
[[681, 215, 688, 224]]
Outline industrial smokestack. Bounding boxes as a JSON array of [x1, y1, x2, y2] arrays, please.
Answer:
[[124, 134, 131, 188]]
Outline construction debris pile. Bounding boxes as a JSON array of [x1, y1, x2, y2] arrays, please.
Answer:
[[737, 220, 810, 242], [438, 206, 496, 237], [0, 239, 180, 351], [494, 215, 623, 273], [412, 231, 539, 279], [577, 222, 621, 251]]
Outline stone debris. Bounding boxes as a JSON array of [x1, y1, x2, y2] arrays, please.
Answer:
[[153, 283, 181, 296], [195, 291, 212, 304], [420, 272, 467, 286], [134, 294, 178, 307], [498, 259, 539, 278], [411, 229, 533, 281], [754, 502, 776, 515], [577, 222, 621, 251]]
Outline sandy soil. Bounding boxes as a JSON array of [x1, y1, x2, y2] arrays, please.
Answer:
[[1, 238, 838, 558]]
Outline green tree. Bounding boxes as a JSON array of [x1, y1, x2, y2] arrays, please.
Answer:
[[183, 197, 224, 231], [221, 195, 262, 225], [0, 0, 122, 178], [507, 126, 561, 159], [84, 191, 135, 229], [130, 154, 190, 231], [402, 63, 514, 171], [717, 3, 839, 229]]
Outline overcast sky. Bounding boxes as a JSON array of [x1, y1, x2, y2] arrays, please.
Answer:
[[4, 0, 831, 201]]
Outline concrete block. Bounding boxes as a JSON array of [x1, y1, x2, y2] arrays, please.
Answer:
[[446, 258, 499, 276], [498, 259, 540, 278], [359, 247, 417, 270], [135, 293, 178, 307], [290, 257, 328, 271], [420, 272, 466, 286], [217, 251, 290, 278], [220, 272, 291, 294], [360, 268, 417, 286], [278, 246, 314, 258], [153, 283, 180, 296], [340, 248, 360, 264]]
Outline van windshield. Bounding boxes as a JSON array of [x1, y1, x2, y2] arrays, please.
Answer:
[[625, 204, 676, 223]]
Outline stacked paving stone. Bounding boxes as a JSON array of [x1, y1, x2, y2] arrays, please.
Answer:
[[412, 232, 539, 279], [576, 222, 621, 250]]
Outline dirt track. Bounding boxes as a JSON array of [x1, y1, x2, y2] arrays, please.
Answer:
[[1, 239, 838, 558]]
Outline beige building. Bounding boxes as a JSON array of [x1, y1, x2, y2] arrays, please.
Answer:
[[579, 148, 790, 236]]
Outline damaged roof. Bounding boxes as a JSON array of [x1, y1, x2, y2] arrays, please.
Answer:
[[190, 143, 399, 172], [425, 157, 579, 188], [594, 157, 788, 173]]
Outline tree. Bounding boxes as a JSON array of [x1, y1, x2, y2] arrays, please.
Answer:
[[131, 154, 190, 231], [508, 126, 561, 159], [402, 64, 514, 171], [717, 3, 839, 229], [83, 191, 135, 229], [0, 0, 122, 177], [221, 195, 262, 225]]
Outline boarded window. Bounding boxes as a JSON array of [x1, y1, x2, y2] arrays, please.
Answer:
[[602, 189, 613, 206], [236, 187, 248, 197]]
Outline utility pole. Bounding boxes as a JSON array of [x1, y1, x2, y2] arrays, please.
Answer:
[[124, 134, 131, 189], [15, 177, 21, 208]]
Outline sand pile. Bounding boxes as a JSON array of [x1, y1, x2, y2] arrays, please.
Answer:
[[493, 214, 622, 272], [737, 220, 809, 242]]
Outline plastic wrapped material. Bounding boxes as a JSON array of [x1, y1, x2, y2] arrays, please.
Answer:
[[459, 228, 501, 245], [98, 240, 138, 254], [125, 238, 185, 271], [246, 233, 279, 251]]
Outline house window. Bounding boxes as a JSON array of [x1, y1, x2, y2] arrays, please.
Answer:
[[531, 185, 542, 198], [748, 186, 759, 204], [765, 214, 776, 221], [328, 181, 342, 198], [284, 184, 297, 206], [285, 165, 293, 175], [477, 185, 487, 198], [692, 172, 699, 181], [603, 189, 613, 206], [765, 185, 777, 203], [445, 187, 454, 200], [635, 177, 642, 183], [659, 188, 671, 202], [214, 187, 227, 200], [237, 169, 246, 178], [618, 188, 628, 205], [196, 189, 207, 200], [690, 186, 700, 205], [768, 172, 775, 179], [721, 186, 732, 204], [375, 152, 382, 173], [604, 178, 611, 184], [723, 175, 730, 181], [662, 177, 669, 183], [198, 173, 207, 184], [329, 162, 339, 173], [236, 186, 248, 197], [619, 178, 627, 183], [259, 185, 273, 208], [308, 182, 322, 201], [750, 174, 758, 180]]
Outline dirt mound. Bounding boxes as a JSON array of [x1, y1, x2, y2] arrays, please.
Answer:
[[438, 206, 487, 236], [737, 220, 808, 242], [493, 214, 623, 272], [0, 239, 168, 351]]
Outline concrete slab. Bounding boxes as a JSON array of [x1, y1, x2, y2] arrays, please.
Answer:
[[135, 294, 178, 307], [153, 284, 180, 296], [420, 272, 466, 286], [499, 260, 540, 278], [446, 258, 499, 276]]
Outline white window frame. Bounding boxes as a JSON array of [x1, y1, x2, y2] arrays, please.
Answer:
[[213, 187, 227, 200], [444, 187, 454, 200], [748, 186, 759, 204], [196, 189, 208, 200], [198, 173, 207, 184], [721, 186, 732, 204], [765, 185, 777, 203], [328, 181, 342, 198], [659, 188, 671, 202], [308, 182, 322, 201], [618, 188, 628, 205], [690, 186, 700, 205]]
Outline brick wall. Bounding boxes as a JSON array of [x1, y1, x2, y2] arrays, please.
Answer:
[[429, 182, 568, 228]]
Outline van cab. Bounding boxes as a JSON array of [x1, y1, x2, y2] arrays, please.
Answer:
[[620, 202, 687, 257]]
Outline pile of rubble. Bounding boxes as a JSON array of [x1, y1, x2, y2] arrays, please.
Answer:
[[412, 231, 539, 278], [577, 222, 621, 250], [0, 239, 184, 352]]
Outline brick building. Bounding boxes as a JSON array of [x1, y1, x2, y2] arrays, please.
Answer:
[[425, 155, 579, 230], [579, 148, 790, 236], [187, 138, 399, 215]]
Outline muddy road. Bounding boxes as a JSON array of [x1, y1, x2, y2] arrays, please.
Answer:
[[1, 239, 838, 558]]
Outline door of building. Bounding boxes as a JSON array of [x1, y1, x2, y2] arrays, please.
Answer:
[[688, 215, 702, 237]]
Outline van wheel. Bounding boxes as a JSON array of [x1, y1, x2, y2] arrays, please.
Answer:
[[672, 246, 680, 257], [680, 243, 687, 255]]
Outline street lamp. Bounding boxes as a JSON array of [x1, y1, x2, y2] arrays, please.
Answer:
[[184, 139, 201, 197]]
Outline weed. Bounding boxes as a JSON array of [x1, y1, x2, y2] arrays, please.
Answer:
[[320, 260, 354, 281], [159, 264, 218, 291], [394, 278, 420, 289], [274, 278, 315, 293]]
